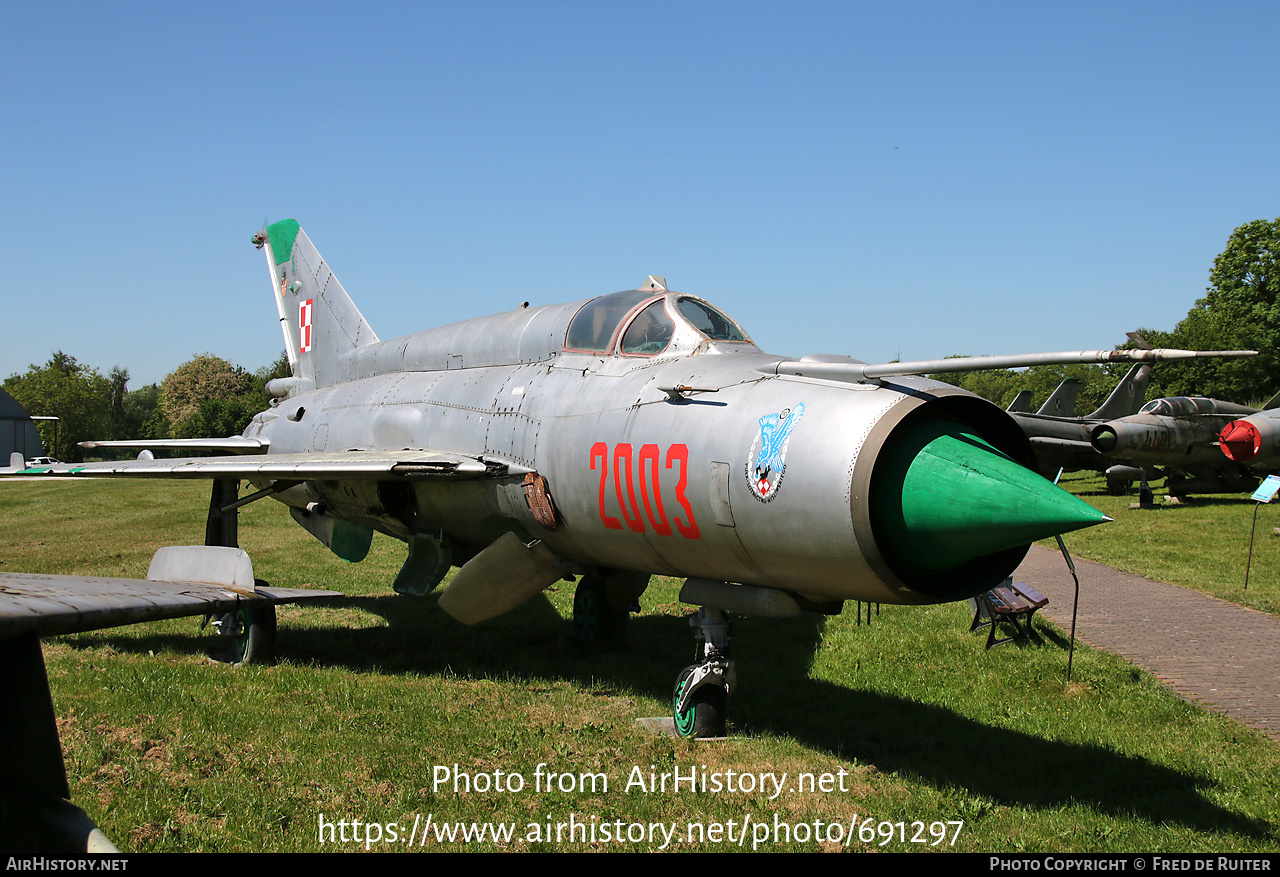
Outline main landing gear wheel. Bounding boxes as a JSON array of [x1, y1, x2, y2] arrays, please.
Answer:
[[573, 575, 628, 649], [228, 604, 277, 665], [673, 665, 727, 738]]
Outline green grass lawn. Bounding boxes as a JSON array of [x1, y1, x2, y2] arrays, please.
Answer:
[[1048, 471, 1280, 616], [2, 478, 1278, 852]]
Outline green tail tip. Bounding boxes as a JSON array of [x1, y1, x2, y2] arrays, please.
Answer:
[[875, 420, 1109, 571], [265, 218, 300, 266]]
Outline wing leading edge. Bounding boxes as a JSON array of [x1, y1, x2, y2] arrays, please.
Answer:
[[0, 573, 340, 639]]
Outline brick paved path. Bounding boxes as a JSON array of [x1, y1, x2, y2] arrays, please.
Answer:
[[1014, 545, 1280, 742]]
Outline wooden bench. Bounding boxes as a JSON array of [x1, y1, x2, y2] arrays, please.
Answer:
[[968, 579, 1048, 648]]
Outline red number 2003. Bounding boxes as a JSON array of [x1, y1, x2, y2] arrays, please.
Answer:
[[590, 442, 700, 540]]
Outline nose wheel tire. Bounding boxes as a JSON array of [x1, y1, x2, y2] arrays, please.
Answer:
[[673, 665, 726, 738]]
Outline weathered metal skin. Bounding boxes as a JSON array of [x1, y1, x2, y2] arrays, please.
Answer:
[[1089, 397, 1257, 467], [1081, 396, 1272, 498], [1089, 415, 1229, 467]]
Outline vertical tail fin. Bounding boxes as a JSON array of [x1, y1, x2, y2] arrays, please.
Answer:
[[252, 220, 378, 389], [1035, 379, 1082, 417], [1083, 362, 1151, 421], [1006, 390, 1034, 413]]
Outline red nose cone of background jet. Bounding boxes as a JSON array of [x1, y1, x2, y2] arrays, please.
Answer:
[[1220, 420, 1261, 462]]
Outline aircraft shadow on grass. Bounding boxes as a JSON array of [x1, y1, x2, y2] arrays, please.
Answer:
[[61, 590, 1274, 842]]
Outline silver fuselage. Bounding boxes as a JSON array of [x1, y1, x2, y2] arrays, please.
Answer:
[[245, 294, 1011, 606]]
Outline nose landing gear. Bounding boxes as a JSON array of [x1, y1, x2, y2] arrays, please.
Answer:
[[672, 607, 734, 738]]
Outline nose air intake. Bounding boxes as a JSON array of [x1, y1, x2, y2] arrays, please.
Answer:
[[868, 409, 1109, 599], [1091, 425, 1120, 454]]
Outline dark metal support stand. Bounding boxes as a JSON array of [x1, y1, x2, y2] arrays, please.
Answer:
[[1056, 535, 1081, 682], [1137, 476, 1155, 509], [1245, 501, 1262, 591], [1, 633, 69, 802]]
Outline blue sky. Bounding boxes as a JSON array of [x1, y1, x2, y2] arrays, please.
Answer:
[[3, 2, 1278, 387]]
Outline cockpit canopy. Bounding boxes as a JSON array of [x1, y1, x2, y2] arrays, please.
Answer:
[[1139, 396, 1220, 417], [565, 291, 654, 352], [564, 290, 752, 356]]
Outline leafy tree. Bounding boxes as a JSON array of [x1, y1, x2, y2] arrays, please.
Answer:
[[193, 398, 262, 438], [108, 366, 129, 435], [3, 352, 111, 461], [122, 382, 165, 440], [935, 367, 1023, 409], [1142, 218, 1280, 404], [160, 354, 261, 438]]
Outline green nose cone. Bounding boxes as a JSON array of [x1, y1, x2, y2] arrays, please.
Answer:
[[874, 420, 1109, 571]]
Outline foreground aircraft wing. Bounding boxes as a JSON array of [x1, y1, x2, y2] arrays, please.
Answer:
[[0, 573, 340, 639], [0, 545, 340, 639], [761, 348, 1257, 383], [13, 449, 501, 480]]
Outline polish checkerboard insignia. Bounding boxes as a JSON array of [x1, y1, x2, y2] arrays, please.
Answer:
[[299, 298, 314, 353]]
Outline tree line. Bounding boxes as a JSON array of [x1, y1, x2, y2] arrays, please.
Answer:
[[4, 351, 288, 461]]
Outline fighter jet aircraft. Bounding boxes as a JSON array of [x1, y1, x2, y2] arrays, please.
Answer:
[[14, 219, 1258, 740], [1005, 389, 1035, 414], [1088, 395, 1275, 498]]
